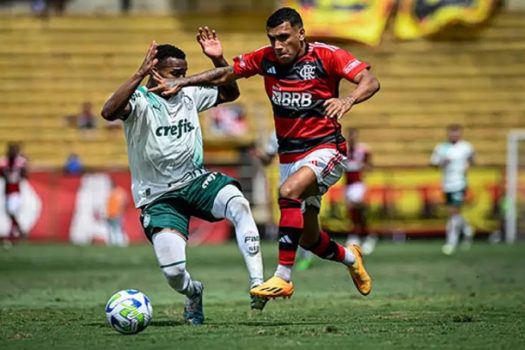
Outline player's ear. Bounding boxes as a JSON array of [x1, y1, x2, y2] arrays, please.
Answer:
[[299, 27, 305, 41]]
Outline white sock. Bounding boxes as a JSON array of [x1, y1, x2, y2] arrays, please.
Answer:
[[274, 264, 292, 282], [342, 248, 356, 266], [212, 185, 264, 287], [460, 216, 474, 238], [446, 215, 461, 247]]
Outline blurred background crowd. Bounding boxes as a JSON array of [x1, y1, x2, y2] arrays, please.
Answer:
[[0, 0, 524, 247]]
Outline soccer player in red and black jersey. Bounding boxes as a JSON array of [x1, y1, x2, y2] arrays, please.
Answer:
[[151, 7, 380, 299], [0, 142, 28, 245]]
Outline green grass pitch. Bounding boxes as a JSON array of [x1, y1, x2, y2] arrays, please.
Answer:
[[1, 241, 524, 349]]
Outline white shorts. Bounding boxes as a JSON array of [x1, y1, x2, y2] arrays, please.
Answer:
[[6, 192, 21, 216], [279, 148, 345, 209], [345, 182, 366, 204]]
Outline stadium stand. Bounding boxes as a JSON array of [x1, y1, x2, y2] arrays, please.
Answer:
[[0, 12, 524, 168]]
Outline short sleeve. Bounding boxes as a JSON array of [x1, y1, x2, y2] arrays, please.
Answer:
[[331, 48, 369, 81], [125, 87, 149, 121], [185, 86, 218, 112], [232, 47, 267, 78]]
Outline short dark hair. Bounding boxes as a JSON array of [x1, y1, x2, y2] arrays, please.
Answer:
[[447, 124, 462, 131], [155, 44, 186, 62], [266, 7, 303, 28]]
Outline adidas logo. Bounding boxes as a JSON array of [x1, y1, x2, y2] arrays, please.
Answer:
[[279, 235, 293, 244], [266, 66, 276, 74]]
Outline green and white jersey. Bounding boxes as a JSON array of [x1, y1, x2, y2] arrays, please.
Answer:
[[430, 140, 474, 193], [123, 85, 218, 207]]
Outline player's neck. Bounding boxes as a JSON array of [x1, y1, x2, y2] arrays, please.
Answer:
[[297, 41, 307, 60], [286, 41, 307, 65]]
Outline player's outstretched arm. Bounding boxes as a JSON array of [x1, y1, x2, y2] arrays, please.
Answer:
[[196, 26, 240, 103], [150, 66, 239, 97], [101, 41, 158, 121], [325, 70, 380, 120]]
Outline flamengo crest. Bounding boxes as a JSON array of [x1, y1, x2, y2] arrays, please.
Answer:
[[298, 63, 316, 80]]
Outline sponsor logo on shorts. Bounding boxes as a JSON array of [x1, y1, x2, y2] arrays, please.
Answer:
[[202, 172, 218, 189]]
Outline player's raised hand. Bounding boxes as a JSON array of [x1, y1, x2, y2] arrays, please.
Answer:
[[137, 41, 158, 78], [324, 96, 356, 120], [197, 26, 223, 60], [148, 69, 182, 96]]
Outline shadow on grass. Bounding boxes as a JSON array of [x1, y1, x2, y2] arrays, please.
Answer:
[[210, 321, 328, 327], [151, 319, 186, 327]]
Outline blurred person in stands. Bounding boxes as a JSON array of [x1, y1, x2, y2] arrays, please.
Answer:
[[431, 124, 475, 255], [63, 153, 84, 175], [105, 180, 129, 247], [101, 27, 267, 324], [151, 7, 380, 300], [76, 102, 97, 130], [344, 128, 377, 255], [0, 142, 28, 248], [65, 102, 97, 131], [32, 0, 69, 16], [252, 132, 314, 270], [209, 104, 248, 136]]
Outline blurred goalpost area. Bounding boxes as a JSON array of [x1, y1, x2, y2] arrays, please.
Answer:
[[506, 130, 525, 243]]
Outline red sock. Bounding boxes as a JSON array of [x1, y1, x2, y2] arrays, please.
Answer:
[[278, 198, 303, 266], [307, 230, 346, 262]]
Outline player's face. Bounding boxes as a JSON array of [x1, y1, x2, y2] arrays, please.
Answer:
[[155, 57, 188, 80], [448, 129, 462, 143], [267, 21, 305, 64]]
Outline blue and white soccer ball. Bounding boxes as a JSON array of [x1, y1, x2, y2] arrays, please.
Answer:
[[105, 289, 153, 334]]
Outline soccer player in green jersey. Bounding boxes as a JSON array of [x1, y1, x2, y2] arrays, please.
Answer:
[[101, 27, 266, 325]]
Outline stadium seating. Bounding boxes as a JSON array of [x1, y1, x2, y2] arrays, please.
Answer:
[[0, 12, 524, 168]]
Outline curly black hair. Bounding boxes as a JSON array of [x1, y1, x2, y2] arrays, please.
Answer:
[[155, 44, 186, 61]]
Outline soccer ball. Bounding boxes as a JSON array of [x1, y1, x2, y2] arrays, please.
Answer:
[[105, 289, 153, 334]]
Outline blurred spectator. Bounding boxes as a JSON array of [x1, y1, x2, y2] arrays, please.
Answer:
[[65, 102, 97, 131], [105, 180, 129, 247], [0, 142, 28, 248], [121, 0, 132, 14], [209, 104, 248, 136], [63, 153, 84, 175], [32, 0, 69, 16], [77, 102, 97, 130]]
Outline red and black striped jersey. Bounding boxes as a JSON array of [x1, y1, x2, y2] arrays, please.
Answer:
[[233, 42, 369, 163], [345, 143, 371, 184], [0, 155, 27, 194]]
